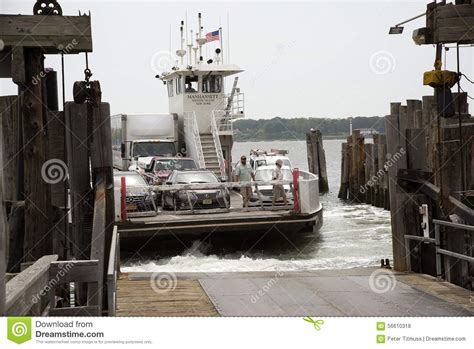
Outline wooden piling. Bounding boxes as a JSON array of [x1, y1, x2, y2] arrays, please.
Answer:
[[338, 143, 349, 199], [306, 130, 329, 193], [382, 92, 473, 290]]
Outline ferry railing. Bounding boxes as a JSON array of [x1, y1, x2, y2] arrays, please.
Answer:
[[154, 179, 295, 215], [213, 109, 233, 134], [404, 219, 474, 280], [184, 111, 206, 169], [298, 170, 322, 214], [151, 169, 321, 215], [210, 110, 227, 180]]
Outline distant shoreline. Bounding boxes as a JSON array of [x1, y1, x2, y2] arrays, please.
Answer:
[[235, 134, 349, 142]]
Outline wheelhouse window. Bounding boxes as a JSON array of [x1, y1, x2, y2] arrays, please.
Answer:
[[185, 76, 198, 93], [176, 76, 182, 95], [202, 75, 222, 93], [167, 80, 174, 97]]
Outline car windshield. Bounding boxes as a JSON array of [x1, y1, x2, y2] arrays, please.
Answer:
[[114, 174, 147, 187], [175, 172, 219, 184], [133, 142, 175, 158], [255, 168, 293, 181], [154, 159, 196, 171]]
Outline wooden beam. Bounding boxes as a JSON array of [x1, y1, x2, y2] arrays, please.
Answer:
[[0, 15, 92, 54], [49, 305, 100, 317], [6, 254, 58, 315], [386, 103, 409, 271], [0, 97, 8, 316], [20, 48, 53, 262], [64, 102, 92, 261], [87, 175, 106, 312], [0, 96, 19, 203], [49, 260, 99, 284]]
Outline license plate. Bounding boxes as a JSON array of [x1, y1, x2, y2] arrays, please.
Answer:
[[202, 199, 212, 205], [127, 203, 137, 211]]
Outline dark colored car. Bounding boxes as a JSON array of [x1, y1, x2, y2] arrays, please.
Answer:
[[139, 157, 198, 185], [161, 170, 230, 210], [113, 171, 157, 214]]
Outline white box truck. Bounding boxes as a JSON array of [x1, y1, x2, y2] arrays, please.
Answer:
[[111, 113, 180, 171]]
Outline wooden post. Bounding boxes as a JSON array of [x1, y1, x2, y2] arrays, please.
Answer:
[[363, 143, 373, 204], [46, 111, 67, 260], [19, 48, 53, 262], [0, 99, 8, 316], [89, 102, 115, 315], [385, 103, 409, 271], [306, 130, 329, 194], [65, 103, 92, 262], [346, 136, 354, 200], [306, 132, 319, 178], [315, 131, 329, 193], [338, 143, 349, 200], [378, 134, 390, 210], [0, 96, 20, 271]]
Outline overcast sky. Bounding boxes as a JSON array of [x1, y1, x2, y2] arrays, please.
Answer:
[[1, 0, 473, 119]]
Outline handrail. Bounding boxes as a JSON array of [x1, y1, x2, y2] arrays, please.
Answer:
[[404, 218, 474, 280], [153, 179, 293, 192], [107, 226, 120, 316], [6, 255, 58, 315], [210, 111, 227, 179], [213, 109, 233, 133], [432, 219, 474, 232], [184, 111, 206, 169]]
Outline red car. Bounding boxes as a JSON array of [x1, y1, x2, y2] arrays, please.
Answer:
[[139, 157, 198, 185]]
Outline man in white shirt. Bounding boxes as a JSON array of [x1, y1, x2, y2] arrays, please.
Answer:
[[272, 159, 288, 208], [234, 155, 255, 208]]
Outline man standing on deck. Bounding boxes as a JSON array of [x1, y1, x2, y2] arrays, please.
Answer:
[[272, 159, 288, 208], [234, 155, 254, 209]]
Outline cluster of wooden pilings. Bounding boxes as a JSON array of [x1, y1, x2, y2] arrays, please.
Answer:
[[0, 9, 118, 316], [338, 131, 390, 209], [306, 130, 329, 194], [385, 93, 473, 290]]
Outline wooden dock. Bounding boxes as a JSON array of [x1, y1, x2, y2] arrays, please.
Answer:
[[116, 268, 473, 316], [117, 274, 218, 316]]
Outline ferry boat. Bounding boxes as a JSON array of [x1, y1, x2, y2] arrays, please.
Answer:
[[116, 13, 323, 239]]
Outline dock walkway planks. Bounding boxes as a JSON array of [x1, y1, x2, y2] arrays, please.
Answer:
[[116, 274, 218, 317], [117, 268, 473, 317]]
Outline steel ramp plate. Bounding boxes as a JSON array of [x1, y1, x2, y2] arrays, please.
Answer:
[[198, 275, 473, 317]]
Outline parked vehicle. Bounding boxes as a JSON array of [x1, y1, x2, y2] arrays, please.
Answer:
[[113, 171, 157, 214], [138, 157, 198, 185], [161, 170, 230, 210], [111, 113, 179, 171], [249, 165, 294, 206]]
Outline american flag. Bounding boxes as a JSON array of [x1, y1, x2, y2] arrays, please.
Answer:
[[206, 30, 220, 43]]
